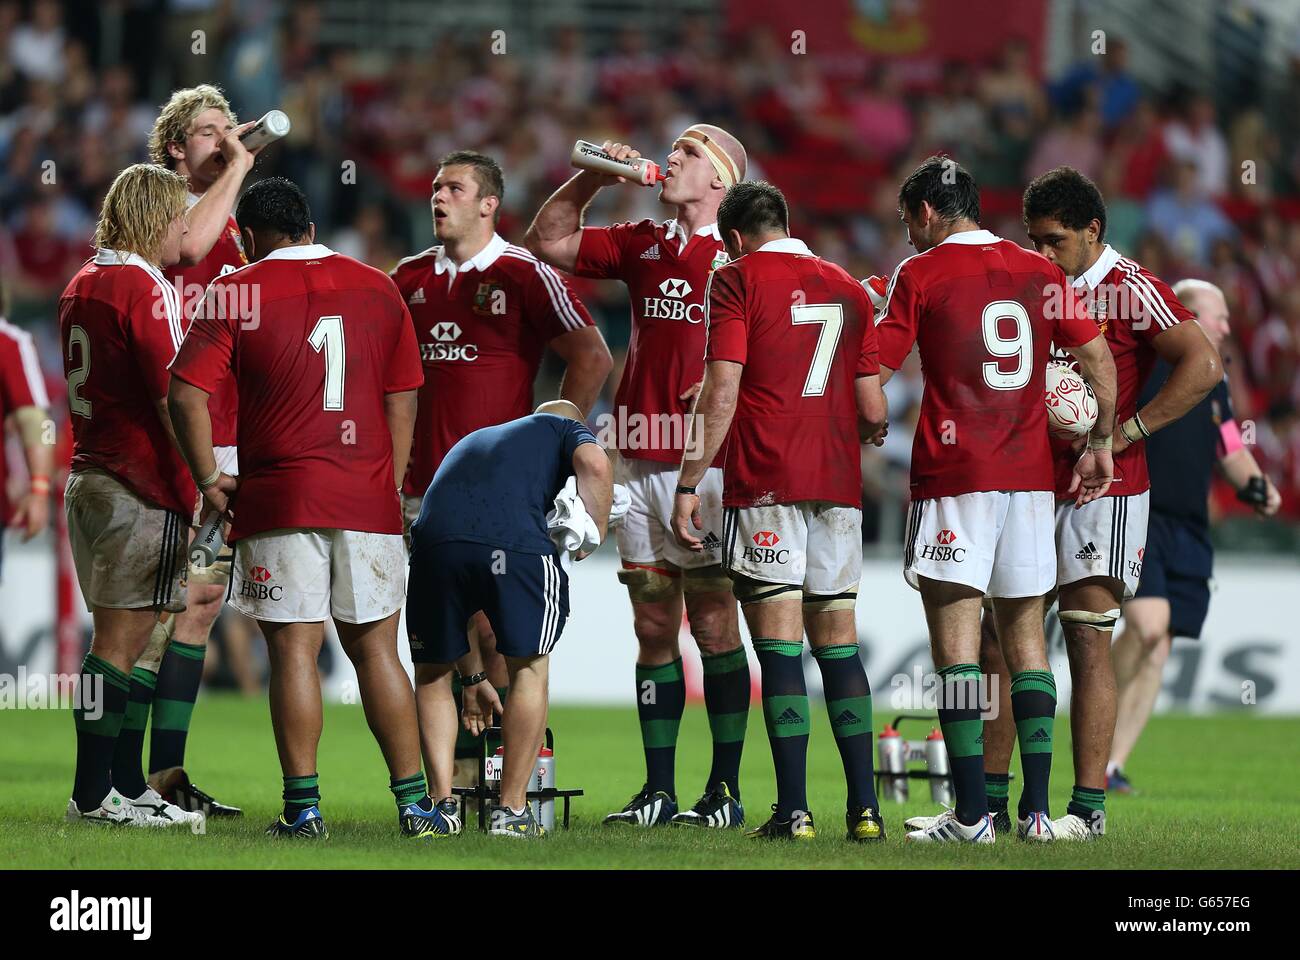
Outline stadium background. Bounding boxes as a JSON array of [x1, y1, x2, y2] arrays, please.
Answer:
[[0, 0, 1297, 713]]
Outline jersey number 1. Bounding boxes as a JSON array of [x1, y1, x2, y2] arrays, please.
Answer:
[[791, 303, 844, 397], [308, 315, 346, 410]]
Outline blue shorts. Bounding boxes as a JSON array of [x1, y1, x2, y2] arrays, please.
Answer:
[[406, 540, 569, 663], [1133, 512, 1211, 640]]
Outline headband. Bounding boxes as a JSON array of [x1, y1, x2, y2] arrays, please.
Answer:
[[674, 126, 741, 188]]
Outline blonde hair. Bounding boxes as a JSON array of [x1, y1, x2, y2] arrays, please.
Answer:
[[149, 84, 237, 169], [93, 164, 189, 262]]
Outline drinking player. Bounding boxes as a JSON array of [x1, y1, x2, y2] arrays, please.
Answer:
[[527, 125, 753, 828]]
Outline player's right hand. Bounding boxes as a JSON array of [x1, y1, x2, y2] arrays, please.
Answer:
[[591, 141, 641, 186], [1069, 447, 1113, 508], [201, 472, 240, 519], [671, 491, 703, 551], [219, 121, 261, 170]]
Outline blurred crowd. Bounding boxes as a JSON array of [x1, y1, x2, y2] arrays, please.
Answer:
[[2, 0, 1299, 530]]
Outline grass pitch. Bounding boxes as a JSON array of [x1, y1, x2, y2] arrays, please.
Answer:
[[3, 695, 1296, 869]]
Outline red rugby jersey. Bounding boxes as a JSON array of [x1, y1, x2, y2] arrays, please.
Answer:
[[1049, 244, 1192, 498], [170, 245, 424, 540], [705, 238, 878, 508], [162, 194, 247, 449], [574, 218, 729, 465], [390, 234, 594, 496], [874, 230, 1100, 500], [59, 250, 194, 515], [0, 318, 49, 524]]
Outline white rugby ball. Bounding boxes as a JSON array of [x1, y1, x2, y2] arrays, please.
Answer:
[[1044, 363, 1098, 439]]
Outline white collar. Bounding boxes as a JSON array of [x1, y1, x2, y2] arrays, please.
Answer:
[[93, 248, 157, 270], [664, 219, 721, 249], [186, 191, 201, 209], [1072, 243, 1120, 291], [937, 228, 1001, 247], [261, 243, 335, 261], [756, 237, 813, 256], [434, 233, 508, 278]]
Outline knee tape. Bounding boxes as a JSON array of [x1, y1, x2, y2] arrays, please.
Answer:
[[188, 551, 232, 586], [137, 613, 176, 673], [803, 586, 858, 613], [617, 564, 680, 603], [731, 574, 802, 605], [1058, 607, 1121, 634], [682, 564, 732, 596]]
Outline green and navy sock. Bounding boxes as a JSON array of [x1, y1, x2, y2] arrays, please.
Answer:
[[148, 640, 205, 773], [936, 662, 987, 826], [754, 639, 810, 819], [390, 771, 429, 810], [72, 654, 131, 811], [700, 647, 749, 799], [1067, 784, 1106, 834], [283, 774, 321, 820], [986, 772, 1010, 818], [1011, 670, 1056, 817], [812, 643, 878, 810], [636, 658, 685, 798], [110, 667, 158, 800]]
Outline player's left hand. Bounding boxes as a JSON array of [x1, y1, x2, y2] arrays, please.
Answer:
[[679, 381, 703, 405], [462, 681, 502, 737], [672, 492, 703, 551], [1069, 447, 1113, 507], [10, 490, 49, 541], [1258, 476, 1282, 517]]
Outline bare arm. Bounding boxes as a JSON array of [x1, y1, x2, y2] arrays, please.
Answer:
[[1117, 321, 1221, 452], [1220, 447, 1282, 516], [524, 141, 638, 271], [167, 377, 237, 515], [679, 360, 740, 489], [9, 405, 52, 539], [855, 374, 888, 445], [572, 442, 613, 557], [178, 122, 259, 265], [551, 325, 613, 417], [384, 389, 418, 489], [1064, 332, 1118, 506]]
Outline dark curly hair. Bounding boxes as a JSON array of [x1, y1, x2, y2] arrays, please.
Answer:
[[236, 176, 312, 242], [1022, 166, 1107, 241]]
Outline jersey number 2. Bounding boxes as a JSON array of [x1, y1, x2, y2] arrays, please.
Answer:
[[791, 303, 844, 397], [308, 315, 346, 410], [981, 301, 1032, 391], [67, 325, 92, 419]]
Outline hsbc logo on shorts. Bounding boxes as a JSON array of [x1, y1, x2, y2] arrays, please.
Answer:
[[240, 566, 284, 601], [422, 321, 479, 362], [743, 530, 789, 565], [920, 530, 966, 563], [644, 278, 704, 323]]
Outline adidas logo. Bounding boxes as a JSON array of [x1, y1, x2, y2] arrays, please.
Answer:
[[774, 707, 804, 725], [409, 287, 426, 304], [1028, 727, 1051, 743], [832, 709, 859, 727], [640, 244, 661, 260], [700, 531, 721, 550], [1075, 540, 1101, 560]]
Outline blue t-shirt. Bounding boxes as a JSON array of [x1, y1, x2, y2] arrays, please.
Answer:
[[411, 414, 599, 556], [1142, 359, 1234, 528]]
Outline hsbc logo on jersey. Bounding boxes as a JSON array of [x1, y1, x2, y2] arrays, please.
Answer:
[[644, 277, 704, 323], [920, 530, 966, 563], [240, 566, 284, 601], [422, 321, 479, 362], [743, 530, 789, 565]]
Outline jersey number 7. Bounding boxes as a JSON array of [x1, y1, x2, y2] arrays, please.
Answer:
[[791, 303, 844, 397]]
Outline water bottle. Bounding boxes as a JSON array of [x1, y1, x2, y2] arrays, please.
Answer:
[[533, 747, 556, 832], [240, 110, 292, 151], [876, 724, 908, 802], [190, 512, 225, 569], [570, 140, 665, 185], [925, 728, 953, 806]]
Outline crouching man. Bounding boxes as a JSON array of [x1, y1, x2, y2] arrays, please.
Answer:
[[406, 400, 612, 837]]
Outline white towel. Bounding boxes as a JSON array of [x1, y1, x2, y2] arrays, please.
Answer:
[[609, 483, 631, 528], [547, 477, 601, 572]]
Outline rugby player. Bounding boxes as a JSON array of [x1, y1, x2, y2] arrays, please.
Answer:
[[390, 151, 610, 802], [168, 178, 435, 839], [0, 287, 52, 565], [527, 125, 753, 827], [872, 157, 1118, 843], [672, 181, 889, 840]]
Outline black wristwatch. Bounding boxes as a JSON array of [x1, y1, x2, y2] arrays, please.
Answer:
[[459, 671, 488, 686], [676, 484, 697, 495]]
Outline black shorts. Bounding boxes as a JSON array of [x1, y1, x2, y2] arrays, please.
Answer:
[[1133, 511, 1212, 640], [406, 541, 569, 663]]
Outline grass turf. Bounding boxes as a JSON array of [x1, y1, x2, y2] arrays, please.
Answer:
[[3, 695, 1296, 869]]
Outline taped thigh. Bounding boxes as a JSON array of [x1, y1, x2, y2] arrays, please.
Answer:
[[681, 563, 732, 595], [731, 573, 802, 605], [617, 562, 681, 603], [803, 584, 858, 613], [1058, 607, 1121, 634]]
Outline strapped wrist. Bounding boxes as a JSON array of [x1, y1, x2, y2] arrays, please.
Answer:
[[196, 466, 221, 488]]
